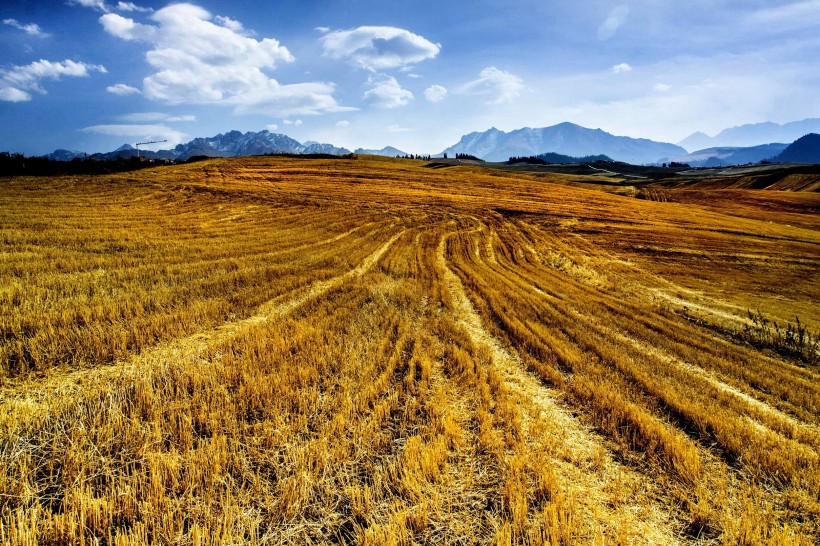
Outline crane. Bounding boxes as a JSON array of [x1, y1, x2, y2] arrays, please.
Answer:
[[135, 139, 168, 158]]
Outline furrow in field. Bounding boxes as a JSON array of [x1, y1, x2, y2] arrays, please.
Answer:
[[610, 330, 818, 440], [436, 233, 681, 544], [0, 231, 404, 414]]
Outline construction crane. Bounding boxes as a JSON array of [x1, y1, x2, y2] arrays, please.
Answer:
[[135, 139, 168, 158]]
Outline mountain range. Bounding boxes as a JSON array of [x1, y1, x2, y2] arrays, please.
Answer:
[[678, 119, 820, 151], [47, 132, 412, 162], [41, 120, 820, 166], [665, 143, 790, 168], [440, 123, 686, 165]]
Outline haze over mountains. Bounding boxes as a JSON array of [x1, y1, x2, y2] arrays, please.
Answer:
[[40, 119, 820, 166], [665, 144, 790, 168], [678, 119, 820, 151], [440, 123, 686, 165]]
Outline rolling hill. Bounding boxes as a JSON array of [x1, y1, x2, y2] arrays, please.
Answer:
[[1, 156, 818, 544], [664, 143, 789, 167], [771, 133, 820, 163]]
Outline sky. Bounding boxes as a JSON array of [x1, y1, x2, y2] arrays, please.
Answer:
[[1, 0, 819, 155]]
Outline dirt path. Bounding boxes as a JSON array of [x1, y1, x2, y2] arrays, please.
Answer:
[[436, 233, 681, 544]]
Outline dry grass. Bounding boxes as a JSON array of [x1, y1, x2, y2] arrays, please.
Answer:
[[1, 155, 818, 544]]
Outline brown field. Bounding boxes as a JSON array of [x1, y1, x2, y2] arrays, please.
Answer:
[[1, 155, 819, 545]]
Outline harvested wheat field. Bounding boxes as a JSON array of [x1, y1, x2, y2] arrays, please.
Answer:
[[1, 155, 819, 545]]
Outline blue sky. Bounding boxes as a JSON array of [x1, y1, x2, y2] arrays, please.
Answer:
[[2, 0, 819, 155]]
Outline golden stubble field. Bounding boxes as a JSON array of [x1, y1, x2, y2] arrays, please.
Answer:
[[1, 156, 818, 545]]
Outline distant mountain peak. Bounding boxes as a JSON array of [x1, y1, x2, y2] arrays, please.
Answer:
[[679, 119, 820, 151], [45, 129, 352, 161], [441, 123, 685, 164], [354, 145, 408, 157]]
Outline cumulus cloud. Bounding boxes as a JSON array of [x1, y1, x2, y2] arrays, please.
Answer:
[[283, 119, 303, 126], [460, 67, 524, 104], [363, 76, 413, 108], [1, 59, 106, 101], [266, 123, 279, 131], [598, 5, 629, 41], [101, 3, 348, 117], [612, 63, 632, 74], [82, 123, 186, 146], [107, 83, 141, 95], [424, 84, 447, 102], [100, 13, 157, 40], [336, 120, 350, 127], [321, 26, 440, 70], [3, 19, 50, 37]]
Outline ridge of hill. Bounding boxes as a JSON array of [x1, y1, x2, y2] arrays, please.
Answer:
[[771, 133, 820, 163]]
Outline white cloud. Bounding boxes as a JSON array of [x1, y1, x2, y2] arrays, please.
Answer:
[[116, 2, 152, 12], [214, 15, 246, 34], [653, 83, 672, 92], [336, 120, 350, 127], [118, 112, 165, 121], [99, 13, 157, 41], [598, 5, 629, 41], [118, 112, 195, 122], [82, 124, 186, 146], [283, 119, 303, 126], [424, 84, 447, 102], [3, 19, 50, 37], [107, 83, 141, 95], [387, 124, 411, 132], [363, 76, 413, 108], [266, 123, 279, 131], [321, 26, 440, 70], [231, 81, 355, 117], [459, 67, 524, 104], [315, 26, 330, 33], [71, 0, 110, 12], [1, 59, 106, 100], [101, 3, 347, 117], [612, 63, 632, 74], [0, 87, 31, 102]]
